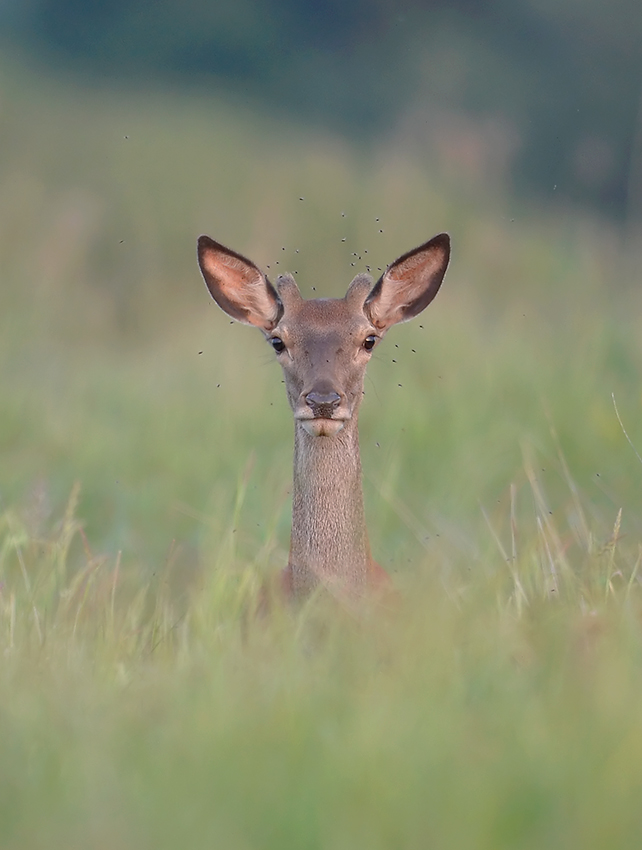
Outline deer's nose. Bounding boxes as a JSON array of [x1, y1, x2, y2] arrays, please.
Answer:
[[305, 391, 341, 417]]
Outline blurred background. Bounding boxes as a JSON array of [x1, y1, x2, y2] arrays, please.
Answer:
[[1, 0, 642, 577], [4, 0, 642, 217]]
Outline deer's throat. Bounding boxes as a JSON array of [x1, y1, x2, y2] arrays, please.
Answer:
[[288, 420, 370, 597]]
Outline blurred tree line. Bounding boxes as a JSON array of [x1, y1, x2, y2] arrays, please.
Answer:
[[3, 0, 642, 220]]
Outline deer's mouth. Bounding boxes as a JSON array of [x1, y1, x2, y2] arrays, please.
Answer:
[[297, 416, 346, 437]]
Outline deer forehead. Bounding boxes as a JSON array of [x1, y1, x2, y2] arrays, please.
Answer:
[[275, 298, 373, 346]]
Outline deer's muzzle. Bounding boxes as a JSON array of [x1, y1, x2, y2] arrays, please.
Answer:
[[295, 389, 349, 436], [305, 391, 341, 418]]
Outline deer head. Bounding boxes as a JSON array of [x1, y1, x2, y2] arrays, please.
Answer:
[[197, 234, 450, 438]]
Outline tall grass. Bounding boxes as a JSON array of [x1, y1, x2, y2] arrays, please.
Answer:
[[2, 54, 642, 847], [2, 461, 642, 849]]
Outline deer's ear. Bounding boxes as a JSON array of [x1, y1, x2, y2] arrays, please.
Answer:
[[197, 235, 282, 331], [365, 233, 450, 331]]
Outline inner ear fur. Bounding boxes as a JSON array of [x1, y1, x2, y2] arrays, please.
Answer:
[[197, 235, 282, 330], [365, 233, 450, 331]]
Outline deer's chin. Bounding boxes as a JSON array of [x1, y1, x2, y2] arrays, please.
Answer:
[[300, 418, 345, 437]]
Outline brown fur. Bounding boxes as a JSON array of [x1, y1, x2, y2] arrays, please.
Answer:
[[197, 233, 451, 604]]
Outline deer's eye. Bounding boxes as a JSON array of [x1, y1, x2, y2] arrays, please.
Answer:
[[363, 335, 377, 352], [270, 337, 286, 353]]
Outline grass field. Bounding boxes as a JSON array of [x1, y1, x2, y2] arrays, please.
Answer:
[[2, 56, 642, 848]]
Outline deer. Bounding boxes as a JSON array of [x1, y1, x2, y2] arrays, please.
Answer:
[[197, 232, 450, 606]]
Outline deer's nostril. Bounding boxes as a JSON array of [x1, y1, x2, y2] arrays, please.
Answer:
[[305, 391, 341, 413]]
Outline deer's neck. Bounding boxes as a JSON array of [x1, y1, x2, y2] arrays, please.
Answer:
[[288, 419, 370, 598]]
